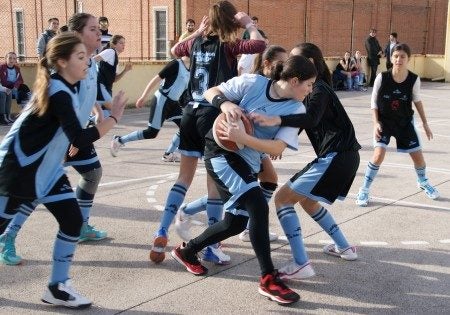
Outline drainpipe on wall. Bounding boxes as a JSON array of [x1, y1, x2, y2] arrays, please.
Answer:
[[444, 0, 450, 82]]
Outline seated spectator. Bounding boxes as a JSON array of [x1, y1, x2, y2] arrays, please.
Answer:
[[0, 52, 31, 124], [350, 50, 367, 91], [333, 51, 353, 90]]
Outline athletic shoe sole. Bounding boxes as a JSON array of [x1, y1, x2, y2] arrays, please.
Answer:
[[41, 294, 92, 309], [323, 244, 358, 261], [171, 247, 207, 276], [149, 236, 168, 263], [258, 287, 300, 305]]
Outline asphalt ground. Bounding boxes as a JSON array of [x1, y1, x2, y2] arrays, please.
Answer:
[[0, 81, 449, 314]]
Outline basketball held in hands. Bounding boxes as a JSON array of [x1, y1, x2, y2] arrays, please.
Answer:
[[212, 112, 254, 152]]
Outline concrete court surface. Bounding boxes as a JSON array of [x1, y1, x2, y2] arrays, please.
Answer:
[[0, 82, 449, 314]]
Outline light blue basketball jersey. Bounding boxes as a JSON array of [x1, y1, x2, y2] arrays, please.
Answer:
[[159, 59, 190, 101], [0, 79, 80, 198], [218, 74, 304, 172], [77, 58, 98, 125]]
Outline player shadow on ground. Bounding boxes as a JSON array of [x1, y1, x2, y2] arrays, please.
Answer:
[[0, 297, 176, 314], [190, 243, 450, 314]]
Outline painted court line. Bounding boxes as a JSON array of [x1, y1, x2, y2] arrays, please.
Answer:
[[360, 241, 388, 246], [401, 241, 429, 245]]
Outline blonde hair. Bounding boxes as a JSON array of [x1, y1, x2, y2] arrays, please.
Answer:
[[31, 33, 82, 116]]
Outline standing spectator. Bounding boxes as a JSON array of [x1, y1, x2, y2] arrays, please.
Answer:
[[242, 16, 267, 41], [365, 28, 383, 87], [355, 43, 439, 207], [36, 18, 59, 59], [178, 19, 196, 42], [99, 16, 113, 50], [0, 52, 31, 121], [384, 32, 399, 70]]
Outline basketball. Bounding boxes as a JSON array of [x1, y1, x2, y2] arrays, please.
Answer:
[[212, 112, 254, 152]]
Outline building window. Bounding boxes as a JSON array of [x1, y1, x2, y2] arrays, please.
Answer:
[[14, 10, 25, 60], [154, 8, 167, 60]]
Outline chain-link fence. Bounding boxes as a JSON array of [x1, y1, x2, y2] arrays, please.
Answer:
[[1, 0, 447, 63]]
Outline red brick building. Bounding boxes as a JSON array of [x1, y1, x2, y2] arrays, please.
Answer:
[[1, 0, 447, 61]]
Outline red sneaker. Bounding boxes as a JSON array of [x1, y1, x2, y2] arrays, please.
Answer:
[[258, 271, 300, 305], [171, 243, 208, 276]]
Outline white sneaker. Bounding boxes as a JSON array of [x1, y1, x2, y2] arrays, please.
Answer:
[[418, 180, 440, 200], [174, 205, 194, 241], [238, 229, 278, 242], [162, 152, 180, 162], [279, 261, 316, 280], [323, 243, 357, 261], [41, 279, 92, 309], [110, 135, 124, 157], [355, 187, 370, 207], [202, 245, 231, 265]]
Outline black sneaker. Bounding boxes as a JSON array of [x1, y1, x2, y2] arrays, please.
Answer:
[[171, 242, 208, 275], [258, 271, 300, 305], [41, 279, 92, 309]]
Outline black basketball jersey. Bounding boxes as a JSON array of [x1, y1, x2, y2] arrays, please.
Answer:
[[187, 35, 237, 105], [376, 70, 418, 128], [305, 81, 361, 156], [97, 49, 118, 93]]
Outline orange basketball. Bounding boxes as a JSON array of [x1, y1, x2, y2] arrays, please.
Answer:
[[212, 112, 254, 152]]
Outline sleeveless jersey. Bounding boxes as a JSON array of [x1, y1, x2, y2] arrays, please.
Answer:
[[158, 59, 190, 101], [78, 57, 98, 126], [188, 35, 237, 106], [0, 79, 80, 199], [376, 70, 418, 128], [97, 49, 118, 93], [205, 74, 303, 173]]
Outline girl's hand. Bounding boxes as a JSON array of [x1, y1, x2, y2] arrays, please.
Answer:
[[270, 154, 282, 160], [374, 122, 382, 141], [217, 118, 247, 144], [68, 144, 79, 157], [250, 112, 281, 126], [221, 102, 242, 123], [110, 90, 128, 121], [124, 62, 132, 72], [423, 123, 433, 140], [196, 16, 209, 36], [234, 12, 252, 29], [136, 97, 145, 108]]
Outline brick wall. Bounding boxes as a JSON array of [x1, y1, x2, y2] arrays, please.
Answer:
[[0, 0, 447, 61]]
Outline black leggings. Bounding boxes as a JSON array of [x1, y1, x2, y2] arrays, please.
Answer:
[[142, 118, 181, 139], [187, 187, 275, 275]]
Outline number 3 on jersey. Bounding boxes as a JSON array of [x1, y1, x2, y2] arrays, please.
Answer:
[[192, 66, 209, 102]]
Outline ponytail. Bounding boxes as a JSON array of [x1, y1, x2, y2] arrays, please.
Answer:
[[29, 32, 83, 116], [272, 61, 284, 81], [30, 57, 51, 116], [250, 53, 263, 74], [273, 55, 317, 82]]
